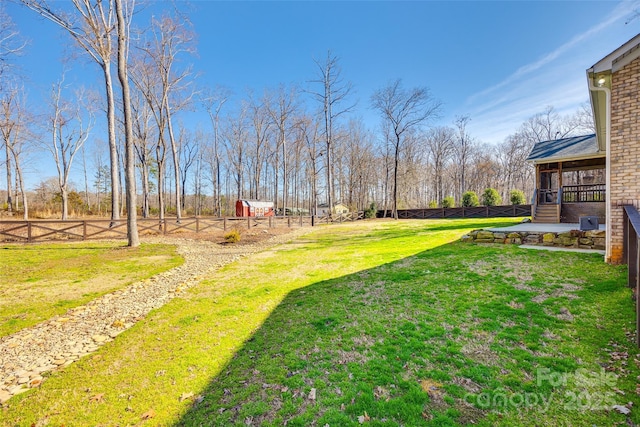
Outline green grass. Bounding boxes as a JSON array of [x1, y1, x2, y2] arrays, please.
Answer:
[[0, 241, 183, 337], [2, 218, 638, 427]]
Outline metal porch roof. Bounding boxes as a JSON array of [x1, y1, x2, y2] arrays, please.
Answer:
[[526, 134, 602, 163]]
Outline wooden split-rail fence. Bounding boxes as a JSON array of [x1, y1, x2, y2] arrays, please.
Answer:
[[0, 212, 366, 243]]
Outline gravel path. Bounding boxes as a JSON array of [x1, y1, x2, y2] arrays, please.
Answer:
[[0, 227, 311, 404]]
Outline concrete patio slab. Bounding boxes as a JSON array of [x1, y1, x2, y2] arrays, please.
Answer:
[[488, 223, 606, 233], [519, 244, 605, 255]]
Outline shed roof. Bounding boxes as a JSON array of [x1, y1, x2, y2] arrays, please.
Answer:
[[238, 200, 273, 208], [526, 134, 603, 163]]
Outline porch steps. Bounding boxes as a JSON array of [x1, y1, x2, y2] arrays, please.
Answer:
[[533, 205, 559, 223]]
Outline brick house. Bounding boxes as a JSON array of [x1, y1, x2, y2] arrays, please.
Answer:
[[587, 33, 640, 263]]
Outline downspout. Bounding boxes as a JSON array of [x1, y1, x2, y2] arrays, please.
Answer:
[[587, 73, 611, 262]]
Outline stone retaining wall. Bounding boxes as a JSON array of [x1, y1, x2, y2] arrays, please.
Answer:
[[461, 229, 606, 250]]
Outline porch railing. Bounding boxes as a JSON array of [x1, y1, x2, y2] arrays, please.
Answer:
[[623, 205, 640, 347], [562, 184, 606, 203]]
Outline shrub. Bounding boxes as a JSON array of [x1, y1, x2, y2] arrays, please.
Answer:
[[428, 200, 438, 208], [364, 202, 377, 219], [510, 189, 526, 205], [461, 191, 479, 207], [481, 188, 502, 206], [441, 196, 455, 208], [224, 228, 242, 243]]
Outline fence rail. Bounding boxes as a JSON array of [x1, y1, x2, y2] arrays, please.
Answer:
[[383, 205, 531, 220], [0, 215, 325, 243], [623, 205, 640, 347]]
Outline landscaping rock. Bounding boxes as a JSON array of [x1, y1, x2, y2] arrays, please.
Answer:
[[475, 239, 495, 244], [585, 230, 606, 238], [476, 231, 494, 240], [525, 235, 541, 244], [493, 232, 506, 240], [0, 227, 312, 403], [507, 232, 521, 239], [543, 233, 555, 243]]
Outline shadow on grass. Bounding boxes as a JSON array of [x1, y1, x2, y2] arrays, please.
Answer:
[[173, 237, 632, 427]]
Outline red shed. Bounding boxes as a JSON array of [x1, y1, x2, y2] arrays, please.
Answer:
[[235, 200, 275, 217]]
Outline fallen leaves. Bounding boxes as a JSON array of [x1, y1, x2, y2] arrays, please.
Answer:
[[141, 409, 156, 420], [357, 411, 370, 423], [88, 393, 104, 403], [420, 379, 443, 398]]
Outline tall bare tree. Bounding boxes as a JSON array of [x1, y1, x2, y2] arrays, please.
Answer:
[[453, 115, 474, 202], [0, 6, 26, 80], [265, 85, 298, 214], [425, 126, 455, 204], [201, 86, 231, 216], [0, 84, 32, 218], [371, 79, 441, 219], [114, 0, 138, 246], [308, 52, 354, 214], [246, 94, 271, 200], [137, 13, 196, 222], [21, 0, 122, 223], [46, 78, 95, 219]]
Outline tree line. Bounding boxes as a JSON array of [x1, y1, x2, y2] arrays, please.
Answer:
[[1, 2, 595, 240]]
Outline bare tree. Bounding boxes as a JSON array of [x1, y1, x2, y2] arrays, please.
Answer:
[[46, 78, 95, 219], [0, 84, 32, 219], [201, 86, 231, 217], [246, 94, 271, 199], [265, 85, 299, 215], [299, 115, 322, 214], [137, 13, 196, 222], [21, 0, 122, 223], [425, 126, 455, 204], [371, 79, 441, 219], [177, 126, 198, 212], [0, 7, 26, 80], [308, 52, 354, 214], [130, 52, 169, 222], [131, 88, 156, 218], [114, 0, 139, 246], [453, 115, 474, 202], [200, 86, 231, 216], [224, 108, 249, 200]]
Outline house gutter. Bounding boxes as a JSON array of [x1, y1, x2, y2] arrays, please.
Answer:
[[587, 71, 611, 262]]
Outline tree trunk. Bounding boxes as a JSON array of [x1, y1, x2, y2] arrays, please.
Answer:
[[115, 0, 139, 247], [5, 141, 12, 215], [61, 185, 68, 220], [166, 104, 182, 221], [393, 134, 400, 220], [102, 62, 121, 224]]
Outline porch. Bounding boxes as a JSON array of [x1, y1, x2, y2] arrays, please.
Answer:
[[527, 134, 606, 224]]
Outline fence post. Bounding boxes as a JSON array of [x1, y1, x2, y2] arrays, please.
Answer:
[[164, 218, 168, 234], [223, 217, 227, 231], [637, 237, 640, 347], [27, 222, 32, 243], [300, 215, 303, 226], [287, 216, 291, 227], [196, 217, 200, 233], [312, 215, 315, 227], [83, 220, 87, 241]]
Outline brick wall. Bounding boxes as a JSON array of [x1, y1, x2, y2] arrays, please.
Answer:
[[609, 56, 640, 263]]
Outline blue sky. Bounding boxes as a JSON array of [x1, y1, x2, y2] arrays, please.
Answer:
[[5, 0, 640, 187]]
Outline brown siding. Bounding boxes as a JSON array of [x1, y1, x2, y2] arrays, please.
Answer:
[[609, 56, 640, 263]]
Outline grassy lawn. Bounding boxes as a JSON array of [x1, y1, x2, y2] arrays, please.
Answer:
[[0, 241, 183, 338], [2, 218, 638, 426]]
